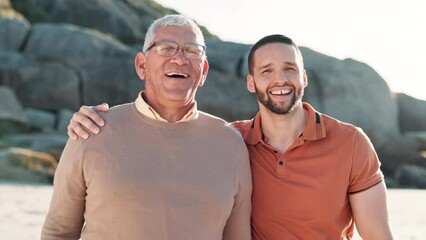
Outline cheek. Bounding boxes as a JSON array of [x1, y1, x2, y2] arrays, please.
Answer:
[[256, 77, 272, 88]]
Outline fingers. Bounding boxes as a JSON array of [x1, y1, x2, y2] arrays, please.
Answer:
[[95, 103, 109, 113], [67, 127, 79, 141], [67, 105, 107, 140], [67, 119, 90, 140], [80, 105, 106, 127], [67, 111, 94, 140]]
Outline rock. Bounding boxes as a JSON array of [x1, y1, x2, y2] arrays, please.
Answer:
[[24, 108, 56, 131], [0, 0, 27, 21], [0, 147, 57, 183], [0, 50, 26, 91], [17, 61, 81, 110], [1, 133, 68, 152], [56, 108, 74, 135], [0, 86, 26, 122], [301, 48, 400, 148], [396, 93, 426, 133], [11, 0, 146, 43], [0, 50, 82, 111], [394, 164, 426, 188], [24, 23, 142, 106], [0, 18, 29, 51], [0, 86, 28, 134], [378, 132, 426, 175], [197, 69, 258, 121], [206, 39, 250, 77]]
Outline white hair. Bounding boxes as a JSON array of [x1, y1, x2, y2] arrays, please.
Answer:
[[142, 14, 205, 53]]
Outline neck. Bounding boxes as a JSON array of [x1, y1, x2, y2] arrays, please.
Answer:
[[259, 102, 307, 153], [143, 92, 195, 123]]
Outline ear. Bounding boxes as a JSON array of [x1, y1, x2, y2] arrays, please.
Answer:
[[198, 59, 209, 87], [247, 74, 256, 93], [135, 52, 147, 81], [303, 69, 308, 87]]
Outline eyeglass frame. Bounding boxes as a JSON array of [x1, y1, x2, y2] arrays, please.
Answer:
[[145, 40, 206, 60]]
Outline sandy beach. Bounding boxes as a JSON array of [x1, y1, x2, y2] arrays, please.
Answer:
[[0, 182, 425, 240]]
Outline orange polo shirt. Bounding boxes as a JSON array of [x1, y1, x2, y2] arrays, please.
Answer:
[[232, 102, 383, 240]]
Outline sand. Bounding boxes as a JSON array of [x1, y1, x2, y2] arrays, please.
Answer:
[[0, 182, 425, 240]]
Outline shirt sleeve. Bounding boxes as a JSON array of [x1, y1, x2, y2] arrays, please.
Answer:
[[41, 139, 86, 239], [222, 144, 252, 240], [348, 128, 384, 193]]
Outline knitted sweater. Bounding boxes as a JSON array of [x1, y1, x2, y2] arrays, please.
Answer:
[[41, 102, 252, 240]]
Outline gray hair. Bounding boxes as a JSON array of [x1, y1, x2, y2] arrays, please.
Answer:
[[143, 14, 205, 53]]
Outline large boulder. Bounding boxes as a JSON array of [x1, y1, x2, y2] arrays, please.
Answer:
[[0, 18, 29, 51], [197, 69, 258, 121], [0, 50, 81, 110], [24, 23, 143, 106], [395, 164, 426, 188], [378, 132, 426, 175], [0, 86, 28, 134], [11, 0, 145, 43], [16, 61, 81, 110], [396, 93, 426, 133], [0, 147, 57, 183], [301, 48, 400, 148], [24, 108, 56, 131], [206, 39, 250, 77]]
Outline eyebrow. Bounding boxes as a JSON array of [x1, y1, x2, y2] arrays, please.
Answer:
[[257, 61, 298, 71]]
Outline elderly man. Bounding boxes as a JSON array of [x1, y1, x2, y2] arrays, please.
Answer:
[[41, 15, 252, 240]]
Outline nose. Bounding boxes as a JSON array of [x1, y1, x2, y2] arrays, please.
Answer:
[[277, 70, 289, 83], [170, 47, 189, 65]]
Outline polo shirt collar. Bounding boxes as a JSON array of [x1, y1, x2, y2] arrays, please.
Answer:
[[135, 91, 199, 123], [244, 102, 326, 145], [302, 102, 326, 141]]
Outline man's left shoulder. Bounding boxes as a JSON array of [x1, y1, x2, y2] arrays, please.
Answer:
[[321, 113, 362, 135], [198, 111, 245, 137]]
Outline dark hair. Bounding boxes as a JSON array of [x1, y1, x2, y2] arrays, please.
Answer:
[[247, 34, 302, 75]]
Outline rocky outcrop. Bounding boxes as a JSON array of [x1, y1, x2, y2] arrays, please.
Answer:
[[9, 0, 218, 44], [1, 1, 426, 187], [0, 17, 29, 50], [0, 147, 57, 183], [301, 48, 400, 148], [396, 93, 426, 133]]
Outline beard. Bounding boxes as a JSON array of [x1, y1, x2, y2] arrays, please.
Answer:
[[254, 82, 303, 115]]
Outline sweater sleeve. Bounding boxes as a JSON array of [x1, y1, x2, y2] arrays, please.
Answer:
[[222, 145, 252, 240], [41, 139, 86, 239]]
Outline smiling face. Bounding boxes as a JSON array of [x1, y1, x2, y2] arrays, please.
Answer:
[[247, 42, 307, 115], [135, 25, 209, 110]]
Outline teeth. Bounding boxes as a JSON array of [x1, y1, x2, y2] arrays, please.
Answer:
[[166, 72, 189, 78], [270, 89, 291, 95]]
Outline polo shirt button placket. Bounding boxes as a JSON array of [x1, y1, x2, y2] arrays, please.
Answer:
[[277, 159, 285, 176]]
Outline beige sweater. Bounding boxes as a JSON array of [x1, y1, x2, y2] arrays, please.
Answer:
[[41, 102, 252, 240]]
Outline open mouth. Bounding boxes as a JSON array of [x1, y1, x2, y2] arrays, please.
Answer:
[[166, 72, 189, 78], [269, 89, 292, 96]]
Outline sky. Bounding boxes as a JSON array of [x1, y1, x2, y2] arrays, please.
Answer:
[[156, 0, 426, 100]]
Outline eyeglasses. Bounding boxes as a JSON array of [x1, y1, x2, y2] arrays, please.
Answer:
[[145, 40, 206, 60]]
